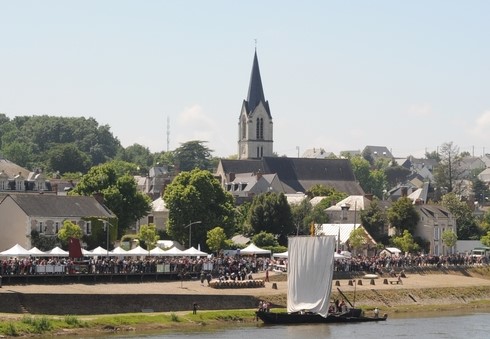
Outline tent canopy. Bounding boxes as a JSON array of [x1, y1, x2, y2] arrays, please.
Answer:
[[162, 247, 184, 256], [28, 247, 47, 256], [126, 245, 150, 256], [48, 246, 69, 256], [182, 246, 208, 256], [240, 243, 271, 255], [110, 246, 128, 256], [0, 244, 31, 257], [87, 246, 108, 256], [273, 251, 288, 258]]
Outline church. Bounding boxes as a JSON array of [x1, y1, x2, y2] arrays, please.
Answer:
[[215, 50, 364, 202], [237, 49, 273, 159]]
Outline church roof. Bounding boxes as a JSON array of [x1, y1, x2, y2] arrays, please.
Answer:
[[218, 157, 364, 196], [245, 50, 271, 117]]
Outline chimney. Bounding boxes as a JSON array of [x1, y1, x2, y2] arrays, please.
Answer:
[[93, 192, 105, 205], [256, 171, 262, 180], [401, 187, 408, 197]]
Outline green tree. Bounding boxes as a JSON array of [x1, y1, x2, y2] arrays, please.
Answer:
[[138, 224, 160, 253], [252, 231, 279, 248], [0, 115, 121, 170], [116, 143, 154, 175], [366, 169, 388, 199], [248, 192, 294, 244], [360, 198, 387, 242], [174, 140, 213, 172], [235, 202, 252, 235], [206, 227, 228, 254], [425, 150, 441, 162], [472, 177, 490, 204], [70, 161, 151, 236], [350, 156, 371, 192], [348, 227, 368, 254], [479, 209, 490, 234], [306, 184, 347, 207], [57, 220, 83, 248], [441, 229, 457, 253], [384, 165, 410, 188], [387, 197, 420, 234], [47, 143, 91, 174], [291, 199, 313, 235], [481, 231, 490, 247], [440, 193, 480, 240], [164, 169, 236, 250], [434, 142, 465, 194], [392, 230, 420, 253]]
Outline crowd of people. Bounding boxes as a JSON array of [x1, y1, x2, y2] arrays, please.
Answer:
[[0, 254, 269, 278], [1, 251, 488, 278]]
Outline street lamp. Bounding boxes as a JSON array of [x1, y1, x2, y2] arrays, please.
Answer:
[[184, 221, 202, 249], [97, 219, 114, 257]]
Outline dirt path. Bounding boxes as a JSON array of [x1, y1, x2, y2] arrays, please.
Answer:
[[2, 271, 490, 297]]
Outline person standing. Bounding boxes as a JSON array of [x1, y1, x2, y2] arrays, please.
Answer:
[[193, 302, 198, 314]]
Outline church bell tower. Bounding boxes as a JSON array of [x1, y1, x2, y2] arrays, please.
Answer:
[[238, 49, 273, 159]]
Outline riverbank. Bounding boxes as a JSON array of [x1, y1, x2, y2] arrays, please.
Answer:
[[1, 266, 490, 337]]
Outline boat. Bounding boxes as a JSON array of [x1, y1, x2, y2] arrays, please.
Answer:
[[256, 236, 387, 324]]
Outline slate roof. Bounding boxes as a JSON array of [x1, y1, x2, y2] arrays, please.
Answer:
[[219, 159, 264, 175], [244, 50, 271, 117], [416, 204, 451, 219], [218, 157, 364, 195], [3, 194, 114, 218], [363, 145, 393, 158], [0, 157, 30, 178]]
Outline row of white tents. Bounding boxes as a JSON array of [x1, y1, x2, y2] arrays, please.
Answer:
[[0, 243, 276, 258], [0, 244, 209, 258]]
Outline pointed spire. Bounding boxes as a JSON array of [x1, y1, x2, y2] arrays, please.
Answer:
[[246, 50, 267, 114]]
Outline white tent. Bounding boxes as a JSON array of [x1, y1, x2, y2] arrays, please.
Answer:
[[126, 245, 150, 256], [110, 246, 128, 256], [380, 247, 402, 257], [334, 252, 347, 259], [240, 243, 271, 255], [28, 247, 46, 256], [273, 251, 288, 258], [162, 246, 184, 256], [48, 246, 69, 256], [149, 246, 167, 256], [81, 248, 92, 256], [88, 246, 109, 256], [0, 244, 31, 257], [182, 246, 208, 256]]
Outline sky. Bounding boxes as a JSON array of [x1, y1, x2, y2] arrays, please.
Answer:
[[1, 1, 490, 159]]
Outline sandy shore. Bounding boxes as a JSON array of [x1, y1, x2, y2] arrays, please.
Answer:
[[2, 270, 490, 297]]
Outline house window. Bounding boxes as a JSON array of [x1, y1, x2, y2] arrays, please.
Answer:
[[433, 227, 440, 241], [86, 222, 92, 235], [39, 221, 44, 234], [55, 222, 60, 233], [256, 147, 260, 158], [148, 216, 154, 224]]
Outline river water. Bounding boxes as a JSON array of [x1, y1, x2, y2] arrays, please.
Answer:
[[73, 311, 489, 339]]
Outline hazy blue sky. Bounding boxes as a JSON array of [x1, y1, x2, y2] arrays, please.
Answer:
[[1, 1, 489, 158]]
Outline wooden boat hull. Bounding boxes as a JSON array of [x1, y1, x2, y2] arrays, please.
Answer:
[[256, 310, 388, 324]]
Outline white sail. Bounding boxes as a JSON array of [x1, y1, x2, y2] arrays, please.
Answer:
[[287, 236, 335, 317]]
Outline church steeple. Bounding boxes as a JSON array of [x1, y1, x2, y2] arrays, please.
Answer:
[[245, 50, 271, 117], [238, 49, 273, 160]]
